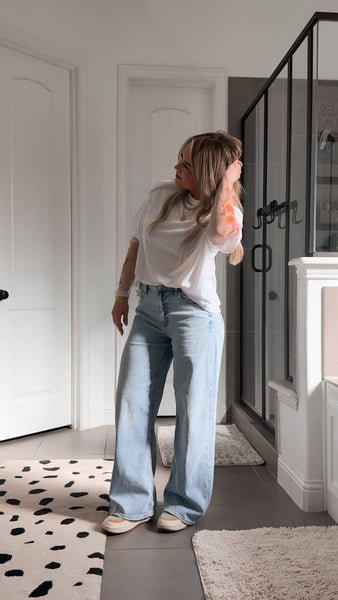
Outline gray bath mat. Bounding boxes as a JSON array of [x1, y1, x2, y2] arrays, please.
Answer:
[[157, 424, 264, 467], [192, 526, 338, 599]]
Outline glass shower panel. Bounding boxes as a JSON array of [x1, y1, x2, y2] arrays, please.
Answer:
[[314, 21, 338, 252], [288, 39, 308, 379], [240, 13, 338, 434], [241, 98, 264, 416], [265, 67, 288, 427]]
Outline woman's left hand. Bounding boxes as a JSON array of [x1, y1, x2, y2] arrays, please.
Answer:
[[112, 299, 129, 336]]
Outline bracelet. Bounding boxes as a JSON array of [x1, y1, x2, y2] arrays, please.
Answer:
[[114, 296, 129, 303]]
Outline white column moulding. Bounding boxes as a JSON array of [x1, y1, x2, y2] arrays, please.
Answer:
[[274, 257, 338, 513]]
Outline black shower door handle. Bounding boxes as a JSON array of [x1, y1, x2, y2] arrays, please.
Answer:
[[251, 244, 263, 272], [265, 244, 272, 272], [251, 244, 272, 273]]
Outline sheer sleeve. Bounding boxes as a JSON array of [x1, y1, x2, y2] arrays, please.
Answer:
[[114, 194, 150, 297], [114, 238, 139, 297]]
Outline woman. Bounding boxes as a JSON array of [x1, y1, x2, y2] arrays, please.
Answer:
[[102, 131, 243, 534]]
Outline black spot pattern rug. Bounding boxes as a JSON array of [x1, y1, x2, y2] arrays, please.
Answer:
[[0, 459, 112, 599]]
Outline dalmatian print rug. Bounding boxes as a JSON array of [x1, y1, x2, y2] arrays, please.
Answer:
[[0, 459, 112, 599]]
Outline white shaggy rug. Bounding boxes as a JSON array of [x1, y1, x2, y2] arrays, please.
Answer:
[[192, 526, 338, 600], [0, 459, 112, 599], [157, 424, 264, 467]]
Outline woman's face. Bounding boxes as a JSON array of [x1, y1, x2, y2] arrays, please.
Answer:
[[174, 144, 199, 199]]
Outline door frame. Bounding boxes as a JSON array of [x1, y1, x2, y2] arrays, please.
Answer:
[[0, 22, 88, 430], [117, 65, 228, 422]]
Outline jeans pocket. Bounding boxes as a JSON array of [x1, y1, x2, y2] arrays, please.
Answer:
[[178, 290, 198, 306], [136, 283, 146, 299]]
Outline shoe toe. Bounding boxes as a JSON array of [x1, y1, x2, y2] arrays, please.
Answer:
[[157, 512, 188, 532]]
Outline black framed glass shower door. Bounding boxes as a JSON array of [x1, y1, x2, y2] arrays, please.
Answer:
[[241, 70, 288, 431], [239, 13, 338, 432], [240, 38, 308, 431]]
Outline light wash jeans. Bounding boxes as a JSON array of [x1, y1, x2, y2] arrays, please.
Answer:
[[109, 284, 224, 525]]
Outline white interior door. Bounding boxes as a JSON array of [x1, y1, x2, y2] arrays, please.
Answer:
[[127, 81, 213, 415], [0, 46, 72, 440]]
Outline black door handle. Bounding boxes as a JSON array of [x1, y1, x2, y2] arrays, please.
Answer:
[[251, 245, 272, 273], [251, 244, 264, 272], [0, 290, 9, 301], [265, 244, 272, 272]]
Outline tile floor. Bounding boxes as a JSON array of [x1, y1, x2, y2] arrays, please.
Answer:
[[0, 422, 335, 600]]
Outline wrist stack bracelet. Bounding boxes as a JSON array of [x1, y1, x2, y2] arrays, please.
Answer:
[[114, 295, 129, 303]]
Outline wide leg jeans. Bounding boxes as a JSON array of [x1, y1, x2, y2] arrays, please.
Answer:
[[108, 284, 224, 525]]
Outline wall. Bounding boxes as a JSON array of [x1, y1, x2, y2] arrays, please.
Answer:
[[0, 0, 337, 427]]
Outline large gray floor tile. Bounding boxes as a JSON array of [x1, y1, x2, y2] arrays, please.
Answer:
[[0, 426, 111, 459], [0, 436, 43, 458], [197, 496, 335, 532], [210, 465, 277, 505], [101, 547, 204, 600], [104, 427, 115, 459]]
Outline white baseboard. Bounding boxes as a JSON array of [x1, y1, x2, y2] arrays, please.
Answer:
[[86, 407, 114, 430], [327, 491, 338, 523], [278, 455, 325, 512]]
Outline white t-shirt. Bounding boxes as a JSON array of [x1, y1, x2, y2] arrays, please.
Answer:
[[130, 182, 243, 313]]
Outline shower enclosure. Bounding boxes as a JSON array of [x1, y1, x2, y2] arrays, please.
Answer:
[[240, 12, 338, 432]]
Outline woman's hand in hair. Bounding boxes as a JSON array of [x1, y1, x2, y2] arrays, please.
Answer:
[[217, 174, 239, 237]]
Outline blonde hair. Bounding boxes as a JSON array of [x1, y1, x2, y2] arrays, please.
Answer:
[[150, 130, 244, 265]]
